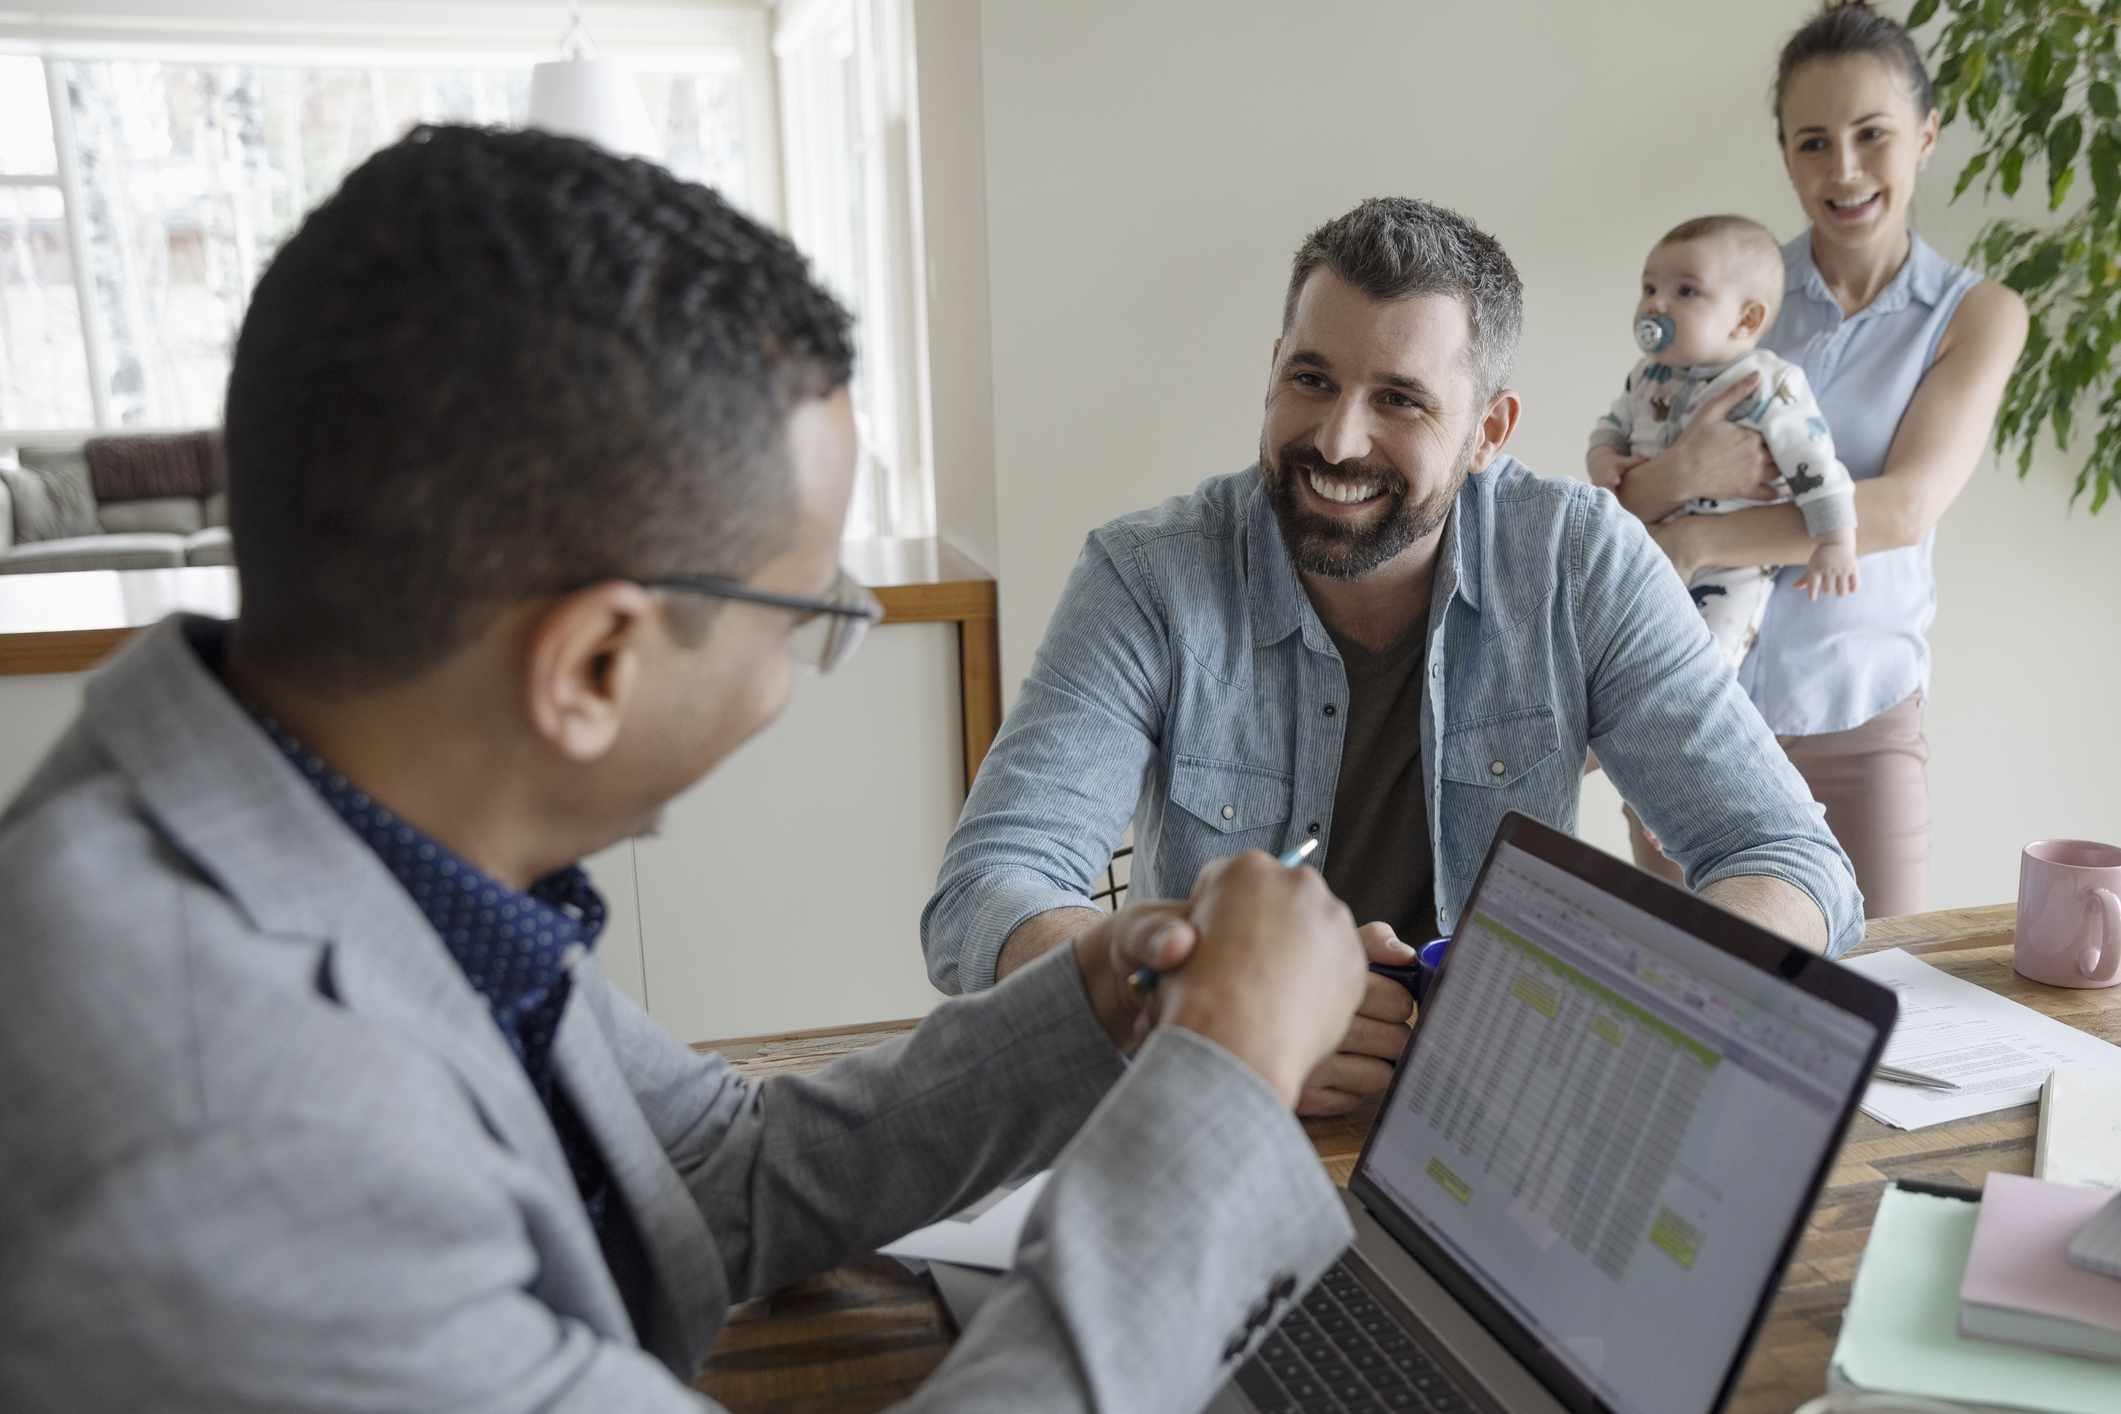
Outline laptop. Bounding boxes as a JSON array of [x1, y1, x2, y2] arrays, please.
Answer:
[[933, 812, 1897, 1413]]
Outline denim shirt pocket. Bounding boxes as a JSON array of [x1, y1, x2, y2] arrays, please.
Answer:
[[1158, 754, 1295, 894], [1434, 707, 1566, 913], [1438, 707, 1563, 789], [1168, 754, 1296, 833]]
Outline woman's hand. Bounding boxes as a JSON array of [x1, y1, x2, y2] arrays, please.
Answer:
[[1619, 376, 1781, 523], [1666, 375, 1782, 501]]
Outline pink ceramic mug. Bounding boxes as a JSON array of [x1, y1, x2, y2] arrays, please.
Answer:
[[2015, 840, 2121, 989]]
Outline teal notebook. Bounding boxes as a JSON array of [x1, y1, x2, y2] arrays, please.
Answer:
[[1830, 1184, 2121, 1413]]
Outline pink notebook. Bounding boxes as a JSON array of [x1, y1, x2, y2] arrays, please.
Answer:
[[1959, 1172, 2121, 1363]]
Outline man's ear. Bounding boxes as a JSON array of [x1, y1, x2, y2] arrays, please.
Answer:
[[1472, 388, 1522, 469], [522, 581, 660, 763], [1736, 298, 1771, 338]]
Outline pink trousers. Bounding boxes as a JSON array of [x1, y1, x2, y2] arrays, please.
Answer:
[[1625, 692, 1929, 918]]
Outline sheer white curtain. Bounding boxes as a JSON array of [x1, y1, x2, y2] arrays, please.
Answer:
[[774, 0, 933, 542]]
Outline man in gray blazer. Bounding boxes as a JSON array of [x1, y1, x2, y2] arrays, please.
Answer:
[[0, 126, 1368, 1411]]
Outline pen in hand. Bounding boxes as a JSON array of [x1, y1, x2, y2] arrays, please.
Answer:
[[1126, 837, 1320, 995]]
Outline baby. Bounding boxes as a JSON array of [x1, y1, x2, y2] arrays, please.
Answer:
[[1587, 214, 1857, 670]]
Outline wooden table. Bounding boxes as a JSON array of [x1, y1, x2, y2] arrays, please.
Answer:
[[691, 903, 2121, 1413], [0, 540, 1003, 788]]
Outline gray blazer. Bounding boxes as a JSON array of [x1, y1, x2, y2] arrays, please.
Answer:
[[0, 618, 1351, 1413]]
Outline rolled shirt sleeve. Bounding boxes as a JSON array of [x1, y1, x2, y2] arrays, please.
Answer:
[[1573, 488, 1865, 954], [921, 536, 1168, 992]]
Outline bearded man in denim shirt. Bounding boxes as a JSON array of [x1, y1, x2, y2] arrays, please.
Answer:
[[923, 197, 1862, 1116]]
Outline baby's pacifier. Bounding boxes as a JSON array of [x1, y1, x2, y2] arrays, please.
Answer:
[[1634, 313, 1675, 354]]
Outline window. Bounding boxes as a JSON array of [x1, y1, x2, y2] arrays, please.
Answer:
[[1, 1, 929, 547], [1, 50, 754, 434], [1, 55, 92, 429]]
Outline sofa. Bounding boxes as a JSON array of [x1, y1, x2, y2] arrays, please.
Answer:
[[0, 431, 232, 576]]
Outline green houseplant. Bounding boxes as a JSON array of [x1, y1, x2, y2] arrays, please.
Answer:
[[1911, 0, 2121, 512]]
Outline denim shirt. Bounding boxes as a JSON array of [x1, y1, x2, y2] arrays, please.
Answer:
[[921, 458, 1864, 992]]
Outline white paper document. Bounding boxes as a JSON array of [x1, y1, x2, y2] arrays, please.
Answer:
[[1841, 949, 2121, 1130], [877, 1171, 1050, 1271]]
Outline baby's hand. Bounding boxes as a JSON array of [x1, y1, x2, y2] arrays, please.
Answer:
[[1587, 447, 1646, 491], [1794, 536, 1859, 601]]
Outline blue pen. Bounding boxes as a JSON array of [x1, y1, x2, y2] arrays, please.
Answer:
[[1126, 837, 1320, 995]]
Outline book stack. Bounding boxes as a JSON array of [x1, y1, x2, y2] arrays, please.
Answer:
[[1958, 1173, 2121, 1365], [1825, 1081, 2121, 1414]]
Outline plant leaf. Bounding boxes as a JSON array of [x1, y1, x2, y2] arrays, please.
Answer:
[[2005, 241, 2064, 290], [1956, 149, 1992, 199], [2049, 113, 2085, 178], [1933, 8, 2121, 514], [2092, 133, 2121, 226], [2051, 161, 2077, 210], [2025, 39, 2055, 101]]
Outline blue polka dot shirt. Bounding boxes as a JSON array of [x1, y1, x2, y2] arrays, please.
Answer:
[[253, 715, 618, 1231]]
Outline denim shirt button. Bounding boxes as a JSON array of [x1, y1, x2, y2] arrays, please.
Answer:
[[1220, 804, 1235, 820], [1323, 703, 1338, 717], [1489, 760, 1506, 777], [1306, 820, 1320, 834]]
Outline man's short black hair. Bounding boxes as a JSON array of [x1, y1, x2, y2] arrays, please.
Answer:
[[225, 123, 855, 689]]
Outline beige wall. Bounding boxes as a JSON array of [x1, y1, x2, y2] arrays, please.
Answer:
[[955, 0, 2120, 913]]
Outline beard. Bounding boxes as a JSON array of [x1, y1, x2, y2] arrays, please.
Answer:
[[1261, 426, 1478, 581]]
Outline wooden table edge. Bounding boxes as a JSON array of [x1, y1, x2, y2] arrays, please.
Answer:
[[0, 626, 139, 676], [0, 547, 1008, 795]]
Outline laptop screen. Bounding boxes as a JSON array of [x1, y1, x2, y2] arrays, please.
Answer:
[[1358, 842, 1878, 1414]]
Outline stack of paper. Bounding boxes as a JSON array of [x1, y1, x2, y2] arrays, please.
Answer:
[[1839, 950, 2121, 1131], [1959, 1173, 2121, 1364], [1830, 1184, 2118, 1412], [2036, 1068, 2121, 1188], [877, 1172, 1049, 1270]]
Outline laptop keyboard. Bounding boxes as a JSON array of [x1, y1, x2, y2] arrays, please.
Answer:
[[1234, 1257, 1482, 1413]]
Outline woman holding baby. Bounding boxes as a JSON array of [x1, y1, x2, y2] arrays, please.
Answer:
[[1608, 0, 2029, 917]]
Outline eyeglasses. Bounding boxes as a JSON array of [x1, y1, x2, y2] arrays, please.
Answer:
[[642, 565, 883, 674]]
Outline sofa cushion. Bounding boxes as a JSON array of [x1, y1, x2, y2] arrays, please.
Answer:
[[0, 533, 187, 575], [183, 526, 234, 566], [84, 430, 223, 503], [4, 452, 101, 542], [204, 490, 229, 528], [99, 496, 205, 535]]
